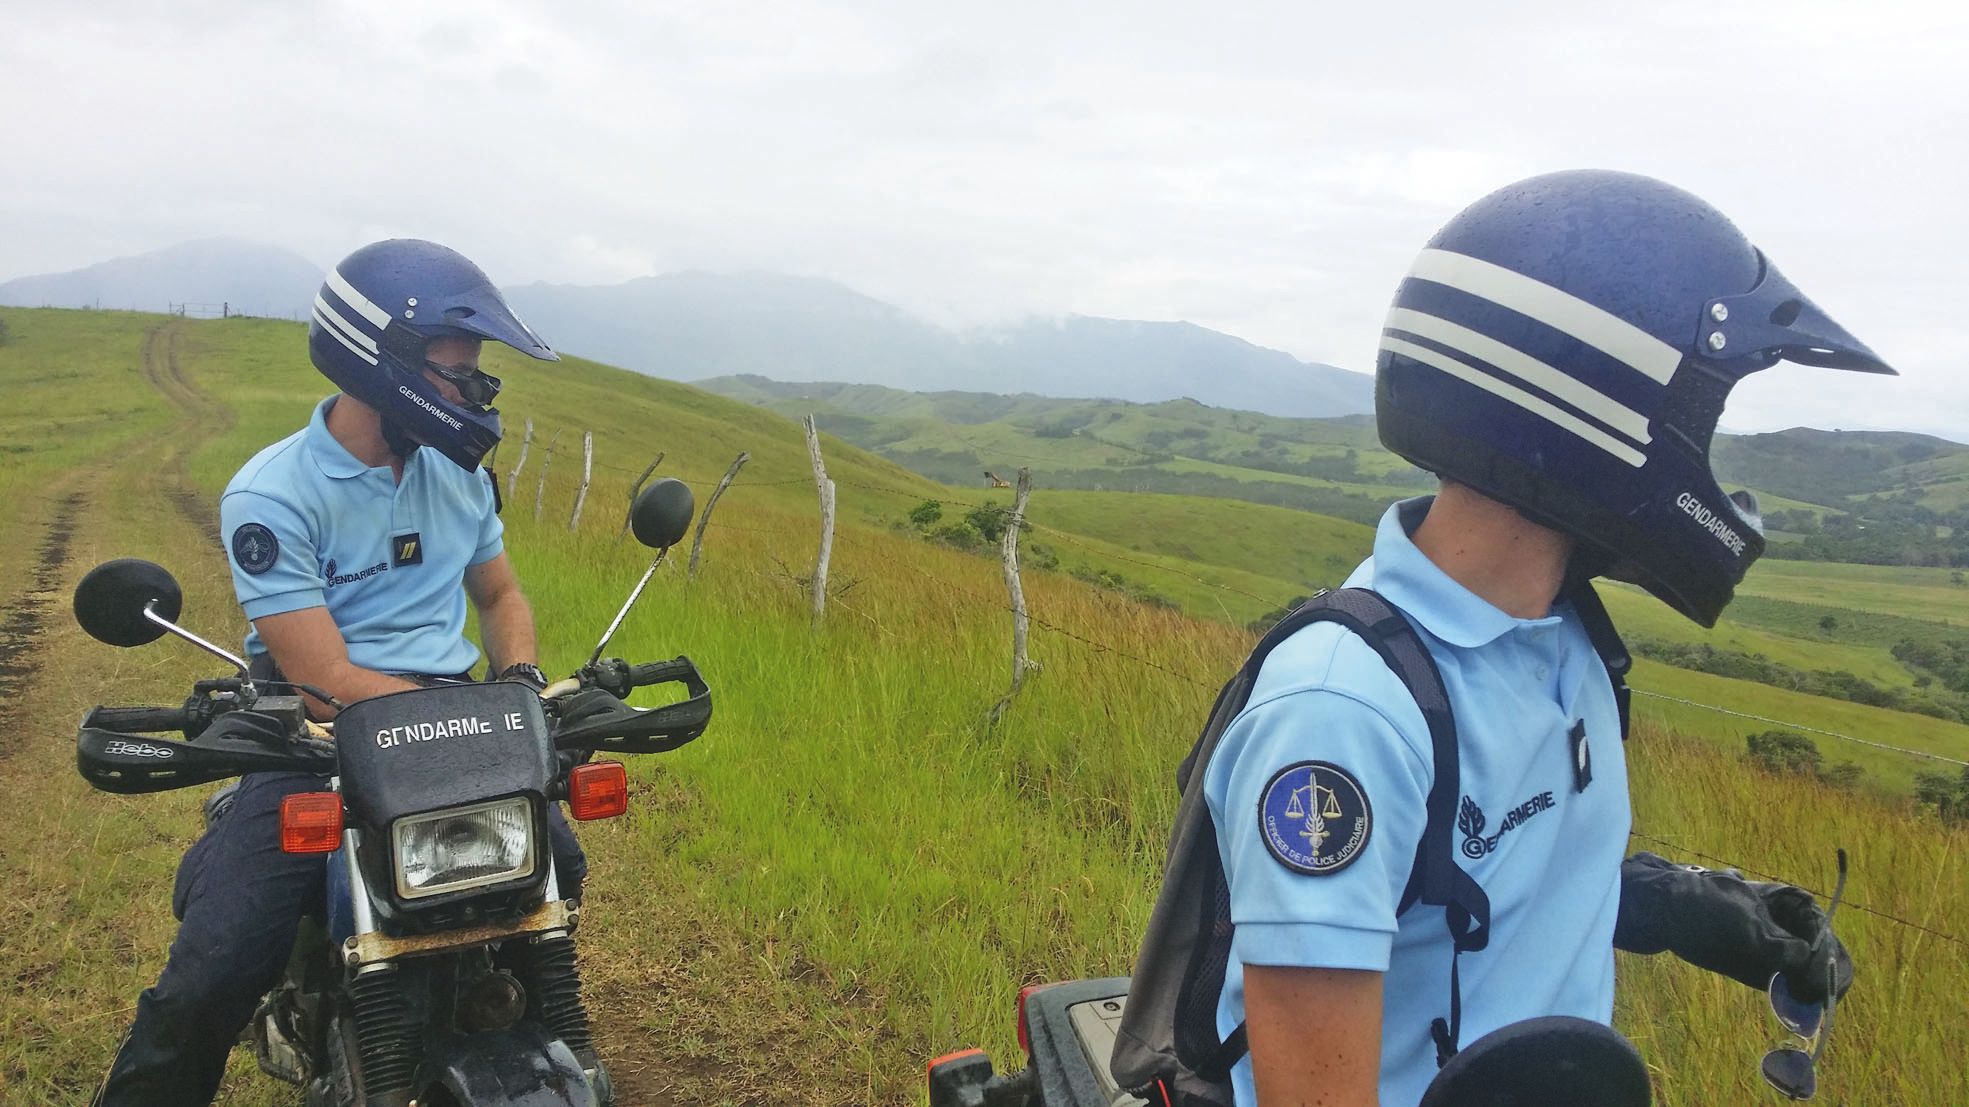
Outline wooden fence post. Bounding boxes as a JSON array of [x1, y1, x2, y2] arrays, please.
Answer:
[[989, 468, 1039, 725], [688, 451, 750, 581], [567, 432, 594, 531], [803, 415, 834, 626], [533, 429, 561, 522], [617, 450, 667, 542], [506, 419, 534, 501]]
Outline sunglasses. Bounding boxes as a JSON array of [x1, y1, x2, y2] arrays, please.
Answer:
[[423, 359, 502, 408], [1760, 848, 1848, 1101]]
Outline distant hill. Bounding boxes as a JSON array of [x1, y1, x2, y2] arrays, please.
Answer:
[[501, 271, 957, 390], [701, 374, 1969, 566], [1711, 428, 1969, 506], [961, 315, 1372, 419], [502, 271, 1376, 417], [0, 238, 320, 319], [698, 374, 1423, 525]]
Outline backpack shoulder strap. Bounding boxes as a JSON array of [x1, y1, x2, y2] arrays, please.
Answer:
[[1301, 591, 1483, 937], [1566, 581, 1631, 741], [1181, 589, 1491, 1080]]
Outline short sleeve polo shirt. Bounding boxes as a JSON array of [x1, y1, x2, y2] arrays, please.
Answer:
[[1203, 497, 1630, 1107], [219, 396, 504, 676]]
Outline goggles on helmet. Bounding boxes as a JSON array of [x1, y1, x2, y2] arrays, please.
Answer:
[[423, 358, 502, 409]]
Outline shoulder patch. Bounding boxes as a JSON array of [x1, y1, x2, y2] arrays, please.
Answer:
[[1258, 760, 1372, 876], [231, 522, 280, 575]]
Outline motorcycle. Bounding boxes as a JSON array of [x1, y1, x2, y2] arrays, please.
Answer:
[[73, 478, 709, 1107], [927, 981, 1653, 1107]]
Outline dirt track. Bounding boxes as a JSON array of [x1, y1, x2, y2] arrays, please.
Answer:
[[0, 488, 85, 754], [0, 322, 225, 752], [139, 322, 229, 547]]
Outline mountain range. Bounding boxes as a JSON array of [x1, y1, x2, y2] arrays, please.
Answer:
[[0, 238, 322, 321], [0, 239, 1373, 418]]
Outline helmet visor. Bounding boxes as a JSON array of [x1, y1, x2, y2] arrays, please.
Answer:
[[1707, 254, 1895, 376], [423, 285, 558, 362]]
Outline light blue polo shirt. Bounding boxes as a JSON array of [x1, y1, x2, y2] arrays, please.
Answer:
[[1204, 497, 1630, 1107], [219, 396, 504, 677]]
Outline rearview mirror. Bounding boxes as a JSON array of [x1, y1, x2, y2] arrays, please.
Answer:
[[74, 559, 183, 647], [1420, 1016, 1650, 1107], [630, 477, 695, 550]]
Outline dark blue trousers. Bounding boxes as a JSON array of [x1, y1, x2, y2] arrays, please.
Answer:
[[96, 772, 587, 1107]]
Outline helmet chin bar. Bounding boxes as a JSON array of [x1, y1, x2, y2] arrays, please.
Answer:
[[380, 418, 423, 461]]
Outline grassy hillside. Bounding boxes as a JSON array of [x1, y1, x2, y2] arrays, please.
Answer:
[[2, 310, 1964, 1106], [710, 375, 1969, 566]]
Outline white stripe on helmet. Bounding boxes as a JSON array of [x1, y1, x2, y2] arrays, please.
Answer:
[[1380, 335, 1647, 467], [313, 306, 380, 365], [313, 294, 378, 353], [324, 267, 393, 331], [1383, 307, 1652, 445], [1407, 249, 1682, 385]]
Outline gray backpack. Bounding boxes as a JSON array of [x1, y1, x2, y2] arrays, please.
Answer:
[[1109, 586, 1630, 1107]]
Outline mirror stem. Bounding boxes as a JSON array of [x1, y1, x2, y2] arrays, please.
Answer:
[[588, 548, 669, 666], [144, 601, 252, 676]]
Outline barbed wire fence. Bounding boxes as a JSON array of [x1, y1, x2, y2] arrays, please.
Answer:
[[515, 417, 1969, 950]]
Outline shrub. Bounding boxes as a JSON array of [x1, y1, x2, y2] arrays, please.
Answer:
[[929, 522, 983, 551], [907, 500, 943, 528], [1746, 730, 1823, 776], [1818, 762, 1865, 791], [965, 504, 1015, 543], [1069, 566, 1177, 610], [1914, 767, 1969, 823]]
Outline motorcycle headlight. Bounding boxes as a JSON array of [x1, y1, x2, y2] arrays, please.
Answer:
[[391, 797, 535, 899]]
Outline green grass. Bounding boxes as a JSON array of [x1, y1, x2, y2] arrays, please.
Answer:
[[1600, 585, 1924, 691], [3, 310, 1966, 1105], [1027, 489, 1371, 595], [1153, 454, 1425, 497], [1727, 593, 1966, 651], [1629, 660, 1969, 795], [1733, 559, 1969, 626]]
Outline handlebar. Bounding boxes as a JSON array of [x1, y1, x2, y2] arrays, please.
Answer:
[[76, 655, 711, 795], [76, 697, 330, 794], [552, 655, 712, 754]]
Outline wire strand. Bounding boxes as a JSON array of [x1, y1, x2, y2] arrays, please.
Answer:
[[1630, 689, 1969, 768], [1628, 829, 1967, 949]]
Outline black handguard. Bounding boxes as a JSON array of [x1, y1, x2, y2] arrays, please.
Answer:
[[1613, 852, 1853, 1003]]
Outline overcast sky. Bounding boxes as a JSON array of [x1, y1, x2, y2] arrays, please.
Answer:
[[3, 0, 1964, 437]]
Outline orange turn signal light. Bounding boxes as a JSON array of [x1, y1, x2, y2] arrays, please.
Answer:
[[568, 761, 628, 821], [280, 792, 343, 854]]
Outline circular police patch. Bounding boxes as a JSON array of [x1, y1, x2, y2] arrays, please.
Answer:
[[1258, 761, 1372, 876], [231, 523, 279, 575]]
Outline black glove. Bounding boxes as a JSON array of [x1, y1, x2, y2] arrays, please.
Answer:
[[553, 686, 622, 728], [1613, 852, 1852, 1003], [497, 662, 549, 692]]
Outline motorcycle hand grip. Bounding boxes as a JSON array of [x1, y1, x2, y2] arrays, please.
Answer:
[[91, 705, 192, 733], [627, 658, 699, 689]]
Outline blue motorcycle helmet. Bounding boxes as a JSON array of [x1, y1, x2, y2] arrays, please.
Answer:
[[1376, 170, 1895, 626], [308, 239, 558, 471]]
